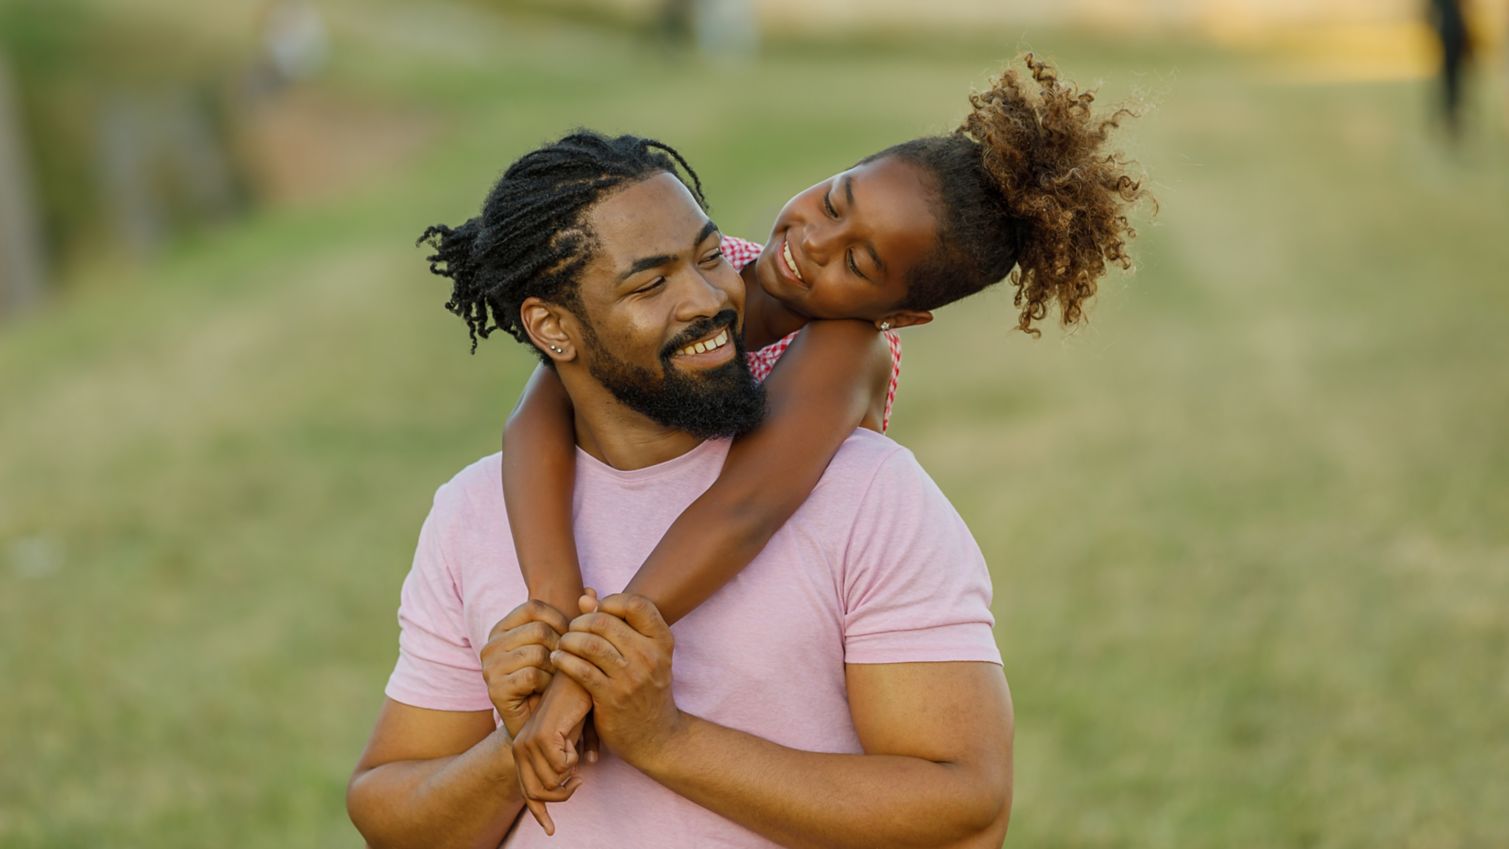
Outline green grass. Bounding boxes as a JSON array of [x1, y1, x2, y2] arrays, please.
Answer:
[[3, 3, 1507, 846]]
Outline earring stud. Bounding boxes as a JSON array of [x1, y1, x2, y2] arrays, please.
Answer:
[[549, 345, 563, 354], [878, 321, 891, 331]]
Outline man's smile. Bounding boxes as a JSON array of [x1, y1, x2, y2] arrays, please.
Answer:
[[670, 328, 734, 367]]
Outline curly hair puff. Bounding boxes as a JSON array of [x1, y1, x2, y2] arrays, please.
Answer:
[[874, 53, 1152, 335]]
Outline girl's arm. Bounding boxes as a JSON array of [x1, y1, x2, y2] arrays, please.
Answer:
[[509, 320, 891, 805], [501, 364, 596, 833], [625, 319, 891, 624], [502, 364, 584, 618]]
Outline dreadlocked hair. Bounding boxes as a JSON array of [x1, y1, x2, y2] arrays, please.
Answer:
[[418, 130, 707, 355], [873, 53, 1151, 336]]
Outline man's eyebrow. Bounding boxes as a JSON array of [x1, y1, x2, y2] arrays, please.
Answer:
[[617, 220, 722, 282], [619, 251, 676, 282], [843, 175, 886, 275], [694, 219, 720, 248]]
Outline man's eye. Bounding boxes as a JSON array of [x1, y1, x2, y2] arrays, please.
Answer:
[[637, 277, 666, 294], [701, 249, 725, 265], [823, 191, 839, 219]]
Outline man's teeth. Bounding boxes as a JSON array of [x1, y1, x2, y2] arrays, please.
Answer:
[[677, 329, 730, 357], [782, 239, 805, 282]]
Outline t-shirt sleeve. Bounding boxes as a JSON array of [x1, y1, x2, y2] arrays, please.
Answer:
[[384, 483, 494, 712], [841, 447, 1003, 666]]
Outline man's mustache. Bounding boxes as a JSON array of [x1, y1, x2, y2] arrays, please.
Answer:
[[661, 310, 739, 361]]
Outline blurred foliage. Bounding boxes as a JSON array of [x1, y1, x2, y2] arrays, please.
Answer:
[[0, 0, 249, 264]]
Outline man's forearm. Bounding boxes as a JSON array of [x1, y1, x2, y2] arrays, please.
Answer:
[[348, 727, 526, 849], [637, 714, 1009, 849]]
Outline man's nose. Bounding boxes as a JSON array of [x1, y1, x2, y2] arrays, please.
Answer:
[[673, 267, 732, 322]]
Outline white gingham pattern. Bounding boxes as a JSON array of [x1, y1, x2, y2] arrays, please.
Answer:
[[723, 235, 903, 432]]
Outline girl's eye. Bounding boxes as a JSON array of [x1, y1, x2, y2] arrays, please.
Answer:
[[700, 249, 725, 266], [823, 190, 839, 219], [846, 250, 866, 280]]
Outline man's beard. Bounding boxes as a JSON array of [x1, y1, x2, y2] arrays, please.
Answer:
[[583, 310, 766, 439]]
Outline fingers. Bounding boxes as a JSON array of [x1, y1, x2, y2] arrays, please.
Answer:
[[488, 620, 564, 656], [598, 593, 673, 647], [518, 750, 577, 803], [552, 648, 610, 697], [537, 723, 579, 779], [579, 587, 600, 614], [489, 644, 555, 679], [583, 717, 600, 764], [525, 797, 554, 837], [507, 666, 553, 697], [492, 666, 552, 736], [491, 598, 571, 641], [558, 631, 628, 673]]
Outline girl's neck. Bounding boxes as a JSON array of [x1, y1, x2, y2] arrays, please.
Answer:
[[740, 264, 809, 350]]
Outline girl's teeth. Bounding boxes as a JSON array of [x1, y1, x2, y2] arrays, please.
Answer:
[[783, 241, 801, 280]]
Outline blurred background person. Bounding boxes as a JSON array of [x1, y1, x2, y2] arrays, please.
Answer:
[[1427, 0, 1473, 140]]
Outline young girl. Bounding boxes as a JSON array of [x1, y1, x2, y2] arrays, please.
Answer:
[[502, 54, 1149, 825]]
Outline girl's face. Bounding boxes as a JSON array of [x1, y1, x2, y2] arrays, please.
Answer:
[[749, 155, 940, 324]]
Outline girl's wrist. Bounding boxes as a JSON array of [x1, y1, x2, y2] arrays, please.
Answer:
[[527, 576, 586, 615]]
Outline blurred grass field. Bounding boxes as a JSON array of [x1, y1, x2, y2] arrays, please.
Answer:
[[3, 2, 1508, 847]]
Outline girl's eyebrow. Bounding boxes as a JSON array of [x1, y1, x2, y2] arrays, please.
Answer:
[[842, 174, 886, 275]]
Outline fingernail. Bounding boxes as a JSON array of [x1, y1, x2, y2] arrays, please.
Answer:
[[587, 751, 598, 763]]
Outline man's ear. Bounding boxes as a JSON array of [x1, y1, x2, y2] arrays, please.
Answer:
[[875, 309, 932, 331], [520, 297, 579, 363]]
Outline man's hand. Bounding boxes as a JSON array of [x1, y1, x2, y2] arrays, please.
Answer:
[[550, 593, 685, 767], [479, 600, 569, 740]]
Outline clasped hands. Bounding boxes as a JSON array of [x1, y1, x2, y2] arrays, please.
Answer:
[[481, 590, 681, 836]]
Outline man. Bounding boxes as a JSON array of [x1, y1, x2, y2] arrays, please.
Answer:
[[348, 131, 1014, 848]]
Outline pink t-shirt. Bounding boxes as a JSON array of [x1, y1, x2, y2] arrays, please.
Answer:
[[385, 430, 1001, 848]]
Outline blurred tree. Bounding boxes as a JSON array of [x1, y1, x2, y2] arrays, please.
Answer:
[[0, 0, 252, 278], [658, 0, 695, 44], [0, 49, 46, 317]]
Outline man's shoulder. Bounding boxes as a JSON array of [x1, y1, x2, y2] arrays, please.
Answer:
[[829, 428, 917, 473], [426, 452, 503, 524], [812, 430, 932, 505]]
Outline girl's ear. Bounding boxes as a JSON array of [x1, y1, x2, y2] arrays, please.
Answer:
[[875, 310, 933, 331], [520, 296, 578, 362]]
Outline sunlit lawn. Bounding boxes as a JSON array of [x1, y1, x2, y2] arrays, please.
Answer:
[[2, 3, 1507, 847]]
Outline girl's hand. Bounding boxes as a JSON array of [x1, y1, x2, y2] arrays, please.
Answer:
[[510, 590, 602, 835]]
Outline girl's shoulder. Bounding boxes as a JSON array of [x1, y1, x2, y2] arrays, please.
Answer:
[[720, 235, 764, 272]]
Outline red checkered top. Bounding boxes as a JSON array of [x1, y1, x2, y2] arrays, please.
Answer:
[[723, 235, 903, 433]]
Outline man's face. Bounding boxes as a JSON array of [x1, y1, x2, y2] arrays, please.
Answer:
[[570, 173, 764, 438]]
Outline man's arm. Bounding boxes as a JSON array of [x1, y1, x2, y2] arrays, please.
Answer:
[[553, 595, 1015, 849], [347, 702, 524, 849], [648, 663, 1013, 849], [348, 600, 573, 848]]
